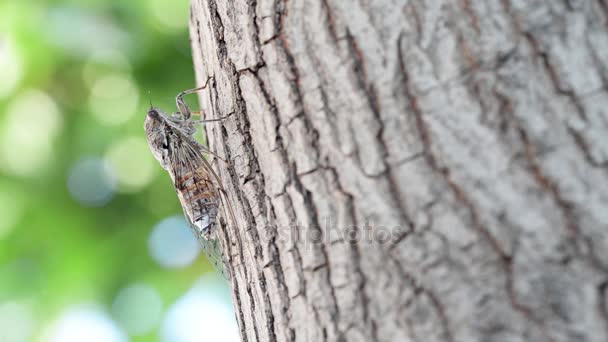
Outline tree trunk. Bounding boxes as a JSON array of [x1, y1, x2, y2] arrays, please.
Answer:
[[188, 0, 608, 341]]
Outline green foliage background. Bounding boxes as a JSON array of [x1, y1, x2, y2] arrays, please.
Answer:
[[0, 0, 227, 340]]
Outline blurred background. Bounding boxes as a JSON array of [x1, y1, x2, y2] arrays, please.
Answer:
[[0, 0, 238, 341]]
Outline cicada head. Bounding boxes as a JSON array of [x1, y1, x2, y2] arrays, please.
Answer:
[[144, 107, 172, 170], [144, 107, 164, 132]]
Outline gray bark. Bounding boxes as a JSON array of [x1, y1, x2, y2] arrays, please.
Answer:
[[188, 0, 608, 341]]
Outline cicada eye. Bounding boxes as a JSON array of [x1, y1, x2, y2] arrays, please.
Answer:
[[147, 108, 160, 119]]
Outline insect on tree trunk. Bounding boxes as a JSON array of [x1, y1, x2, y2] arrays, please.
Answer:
[[188, 1, 608, 341]]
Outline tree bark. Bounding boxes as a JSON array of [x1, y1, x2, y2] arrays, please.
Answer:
[[188, 1, 608, 341]]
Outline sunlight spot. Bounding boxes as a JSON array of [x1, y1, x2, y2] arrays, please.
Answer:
[[41, 305, 127, 342], [88, 73, 139, 126], [148, 216, 200, 269], [160, 276, 238, 342], [0, 301, 35, 342], [0, 38, 23, 99], [111, 283, 163, 336], [105, 136, 156, 192], [0, 90, 62, 177]]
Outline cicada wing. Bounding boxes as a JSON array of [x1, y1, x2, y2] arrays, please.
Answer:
[[177, 207, 229, 279], [167, 130, 230, 279], [200, 233, 230, 279]]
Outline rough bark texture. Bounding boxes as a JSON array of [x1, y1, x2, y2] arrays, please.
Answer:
[[188, 1, 608, 341]]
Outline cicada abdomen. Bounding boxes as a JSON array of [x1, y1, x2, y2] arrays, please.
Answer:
[[175, 168, 220, 239]]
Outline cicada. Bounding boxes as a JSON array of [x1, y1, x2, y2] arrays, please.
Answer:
[[144, 78, 233, 278]]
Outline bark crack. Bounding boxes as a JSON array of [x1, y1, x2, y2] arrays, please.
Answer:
[[327, 167, 378, 342], [241, 48, 328, 341], [397, 32, 555, 341], [247, 63, 316, 338], [203, 2, 284, 341], [524, 32, 606, 170], [295, 19, 378, 339], [499, 0, 608, 276], [343, 29, 416, 231], [320, 0, 339, 42], [599, 281, 608, 336], [458, 0, 480, 34], [230, 74, 281, 342], [272, 3, 346, 339], [391, 256, 454, 342]]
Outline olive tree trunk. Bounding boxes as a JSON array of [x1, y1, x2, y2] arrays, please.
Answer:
[[188, 0, 608, 341]]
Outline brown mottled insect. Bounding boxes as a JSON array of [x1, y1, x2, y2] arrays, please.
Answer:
[[144, 78, 233, 278]]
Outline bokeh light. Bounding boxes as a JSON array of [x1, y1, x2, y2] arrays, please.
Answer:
[[111, 282, 163, 336], [46, 7, 129, 57], [1, 0, 237, 340], [148, 216, 200, 269], [0, 89, 62, 177], [88, 72, 139, 126], [41, 306, 127, 342], [161, 276, 238, 342], [0, 38, 23, 99], [0, 301, 35, 342], [81, 50, 132, 89], [105, 136, 157, 192], [67, 157, 115, 207], [148, 0, 189, 30]]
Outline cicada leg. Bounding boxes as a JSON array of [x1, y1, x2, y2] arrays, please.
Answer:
[[216, 186, 236, 226], [172, 111, 233, 124], [175, 76, 214, 120], [197, 143, 228, 164], [214, 185, 237, 280], [171, 110, 202, 119], [190, 111, 234, 124]]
